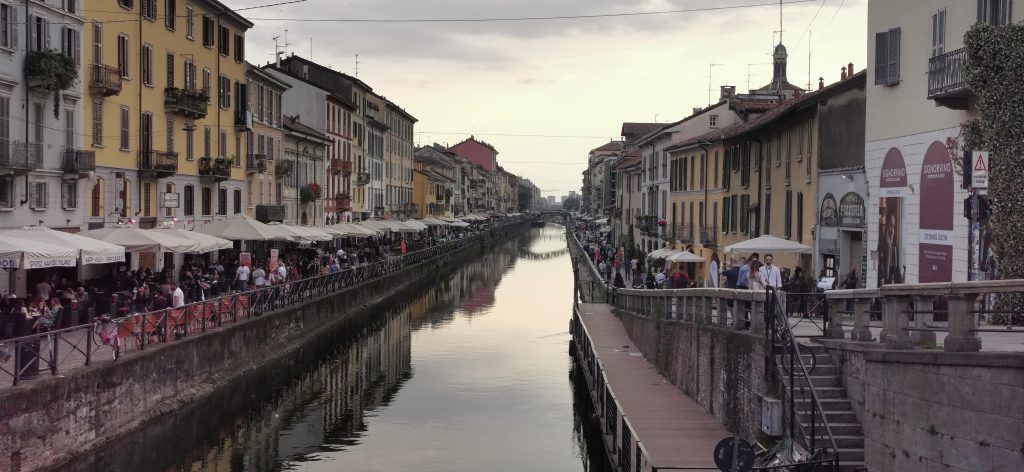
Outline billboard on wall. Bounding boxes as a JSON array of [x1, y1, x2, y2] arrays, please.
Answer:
[[877, 197, 903, 286], [918, 141, 955, 283], [880, 148, 909, 197], [839, 192, 865, 228], [820, 193, 838, 227]]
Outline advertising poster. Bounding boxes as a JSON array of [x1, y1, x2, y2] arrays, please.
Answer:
[[820, 193, 838, 227], [240, 252, 252, 269], [918, 142, 954, 283], [877, 197, 903, 286], [269, 248, 279, 272]]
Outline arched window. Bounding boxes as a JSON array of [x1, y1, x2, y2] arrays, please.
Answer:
[[90, 178, 104, 217], [233, 188, 242, 214]]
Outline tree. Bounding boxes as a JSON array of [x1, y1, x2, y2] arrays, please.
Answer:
[[562, 196, 580, 211], [518, 184, 533, 211]]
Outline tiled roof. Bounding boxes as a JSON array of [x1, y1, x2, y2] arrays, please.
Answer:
[[615, 152, 642, 170], [592, 141, 624, 153], [283, 115, 328, 140], [620, 122, 662, 137]]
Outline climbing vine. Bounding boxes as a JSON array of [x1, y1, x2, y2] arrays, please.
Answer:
[[962, 23, 1024, 322]]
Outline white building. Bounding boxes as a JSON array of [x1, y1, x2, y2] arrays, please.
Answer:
[[864, 0, 1016, 287], [0, 1, 86, 230]]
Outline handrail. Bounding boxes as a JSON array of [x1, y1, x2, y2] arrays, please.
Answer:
[[0, 217, 534, 387], [766, 287, 839, 469]]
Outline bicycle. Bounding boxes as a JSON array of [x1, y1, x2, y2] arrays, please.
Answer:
[[93, 315, 122, 361]]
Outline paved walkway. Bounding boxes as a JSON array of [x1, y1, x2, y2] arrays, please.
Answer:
[[577, 302, 726, 471]]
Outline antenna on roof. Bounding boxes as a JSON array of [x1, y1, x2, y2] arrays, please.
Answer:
[[807, 30, 812, 90], [271, 33, 291, 67], [707, 63, 721, 106], [779, 0, 784, 43], [355, 53, 360, 77]]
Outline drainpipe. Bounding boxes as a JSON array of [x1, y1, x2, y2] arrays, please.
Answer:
[[698, 141, 712, 242]]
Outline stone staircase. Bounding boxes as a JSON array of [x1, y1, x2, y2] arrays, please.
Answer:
[[777, 342, 866, 472]]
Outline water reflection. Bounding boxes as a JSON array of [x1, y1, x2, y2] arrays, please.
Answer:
[[60, 224, 609, 472]]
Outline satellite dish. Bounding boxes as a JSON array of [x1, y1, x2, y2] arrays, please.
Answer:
[[714, 436, 755, 472]]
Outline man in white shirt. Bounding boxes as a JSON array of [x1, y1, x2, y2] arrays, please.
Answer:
[[171, 282, 185, 308], [234, 264, 250, 292], [760, 253, 783, 289], [654, 270, 666, 289], [277, 263, 288, 282], [252, 266, 266, 288]]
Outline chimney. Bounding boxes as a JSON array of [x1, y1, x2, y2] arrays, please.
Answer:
[[818, 77, 824, 90], [840, 66, 847, 81], [719, 85, 736, 102], [692, 107, 703, 115], [848, 62, 855, 76]]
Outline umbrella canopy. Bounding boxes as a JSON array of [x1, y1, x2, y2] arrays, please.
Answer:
[[403, 219, 429, 231], [80, 226, 201, 253], [361, 220, 418, 233], [387, 220, 420, 233], [593, 217, 608, 224], [329, 222, 379, 237], [448, 220, 470, 228], [196, 217, 294, 242], [0, 234, 77, 269], [460, 214, 484, 221], [150, 228, 232, 253], [723, 235, 812, 256], [319, 226, 348, 237], [295, 225, 335, 241], [667, 251, 704, 263], [648, 247, 677, 259], [420, 217, 449, 226], [0, 227, 126, 265]]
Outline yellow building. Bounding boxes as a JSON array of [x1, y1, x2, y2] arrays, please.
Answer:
[[412, 146, 457, 219], [85, 0, 253, 229], [244, 64, 290, 221], [666, 136, 728, 283]]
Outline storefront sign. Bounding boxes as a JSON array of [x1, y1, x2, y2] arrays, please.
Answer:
[[162, 192, 180, 208], [819, 193, 838, 227], [918, 141, 954, 283], [839, 192, 865, 228], [972, 150, 989, 189], [880, 148, 909, 197]]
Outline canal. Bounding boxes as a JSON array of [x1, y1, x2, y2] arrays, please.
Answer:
[[57, 223, 611, 472]]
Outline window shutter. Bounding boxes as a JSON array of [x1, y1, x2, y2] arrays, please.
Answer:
[[11, 8, 18, 50], [28, 182, 36, 208], [874, 31, 888, 85], [937, 10, 945, 56], [886, 28, 900, 85], [44, 18, 50, 50], [978, 0, 988, 22], [999, 0, 1011, 25], [27, 15, 34, 51]]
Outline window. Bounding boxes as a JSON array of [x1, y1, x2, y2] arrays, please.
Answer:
[[117, 34, 129, 78], [796, 192, 804, 242], [218, 25, 229, 56], [234, 33, 244, 62], [29, 182, 47, 210], [120, 106, 130, 150], [183, 184, 194, 216], [217, 187, 227, 215], [874, 27, 901, 86], [202, 68, 211, 92], [185, 125, 194, 160], [739, 195, 749, 234], [142, 182, 152, 216], [203, 126, 211, 158], [978, 0, 1013, 26], [722, 150, 731, 190], [141, 0, 156, 20], [92, 99, 103, 146], [267, 137, 274, 160], [141, 44, 153, 85], [64, 107, 74, 147], [165, 0, 176, 30], [700, 153, 706, 189], [218, 75, 230, 108], [931, 9, 946, 57], [201, 186, 212, 215], [166, 52, 174, 87], [202, 15, 214, 48], [58, 27, 78, 65], [219, 129, 227, 158], [91, 22, 101, 65], [709, 114, 718, 128], [0, 5, 15, 49], [90, 178, 104, 216], [0, 176, 13, 209], [764, 193, 772, 234], [184, 58, 195, 89], [784, 190, 793, 238], [785, 132, 792, 184], [186, 6, 195, 39], [730, 194, 738, 233], [233, 188, 242, 214], [28, 15, 46, 52], [118, 0, 133, 8], [166, 118, 174, 153]]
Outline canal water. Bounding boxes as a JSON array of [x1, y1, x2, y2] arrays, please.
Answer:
[[59, 223, 611, 472]]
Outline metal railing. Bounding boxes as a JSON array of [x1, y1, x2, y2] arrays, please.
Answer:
[[164, 87, 210, 119], [927, 47, 970, 99], [825, 280, 1024, 352], [61, 148, 96, 175], [766, 288, 840, 471], [138, 149, 178, 176], [0, 140, 42, 170], [275, 159, 293, 175], [246, 153, 267, 173], [89, 64, 122, 96], [0, 217, 532, 387], [199, 157, 232, 181]]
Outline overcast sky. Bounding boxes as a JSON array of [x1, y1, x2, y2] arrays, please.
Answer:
[[236, 0, 867, 197]]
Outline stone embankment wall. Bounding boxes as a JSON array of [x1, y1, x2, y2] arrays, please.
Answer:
[[0, 224, 528, 472], [820, 340, 1024, 472]]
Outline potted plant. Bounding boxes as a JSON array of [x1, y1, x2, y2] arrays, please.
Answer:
[[300, 183, 322, 203], [25, 49, 78, 118]]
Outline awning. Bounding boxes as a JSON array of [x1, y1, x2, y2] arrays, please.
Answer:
[[149, 228, 232, 253], [80, 226, 201, 253], [648, 248, 679, 259], [350, 222, 385, 235], [723, 235, 812, 256], [0, 234, 77, 269], [361, 220, 419, 233], [403, 219, 429, 231], [294, 225, 335, 241], [0, 227, 126, 265], [667, 251, 704, 263], [266, 224, 332, 242], [387, 220, 420, 233], [195, 217, 295, 242], [440, 217, 463, 223], [328, 222, 379, 237], [448, 220, 470, 228], [319, 226, 348, 238], [420, 217, 449, 226]]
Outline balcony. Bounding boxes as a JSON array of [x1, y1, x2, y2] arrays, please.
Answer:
[[635, 214, 657, 234], [164, 88, 210, 119], [330, 159, 352, 175], [0, 140, 41, 173], [246, 153, 267, 174], [355, 171, 370, 186], [700, 225, 719, 247], [275, 159, 293, 176], [927, 47, 971, 110], [138, 150, 178, 178], [373, 206, 385, 217], [199, 157, 232, 182], [335, 195, 351, 210], [255, 204, 286, 223], [89, 64, 122, 96], [408, 202, 419, 214], [61, 148, 96, 178]]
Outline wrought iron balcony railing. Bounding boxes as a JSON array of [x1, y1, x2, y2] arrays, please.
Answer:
[[199, 157, 232, 182], [89, 64, 122, 96], [138, 150, 178, 177], [61, 148, 96, 177], [246, 153, 267, 174], [927, 47, 971, 109], [164, 88, 210, 119], [0, 139, 41, 172]]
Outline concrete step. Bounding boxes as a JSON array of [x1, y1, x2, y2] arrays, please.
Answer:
[[837, 461, 867, 472], [810, 422, 863, 436], [794, 397, 852, 411], [801, 410, 859, 424], [836, 448, 865, 463], [784, 375, 841, 388], [797, 386, 848, 399], [810, 434, 865, 449], [799, 343, 828, 354]]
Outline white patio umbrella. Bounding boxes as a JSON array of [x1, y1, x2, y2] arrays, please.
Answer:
[[0, 227, 126, 265], [648, 247, 677, 259], [403, 219, 429, 231], [420, 217, 449, 226], [723, 234, 812, 256], [295, 225, 335, 241], [329, 222, 379, 237], [386, 220, 420, 233], [150, 228, 233, 253], [81, 226, 201, 253], [0, 234, 77, 269], [667, 251, 704, 263], [351, 222, 385, 235], [194, 216, 294, 242]]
